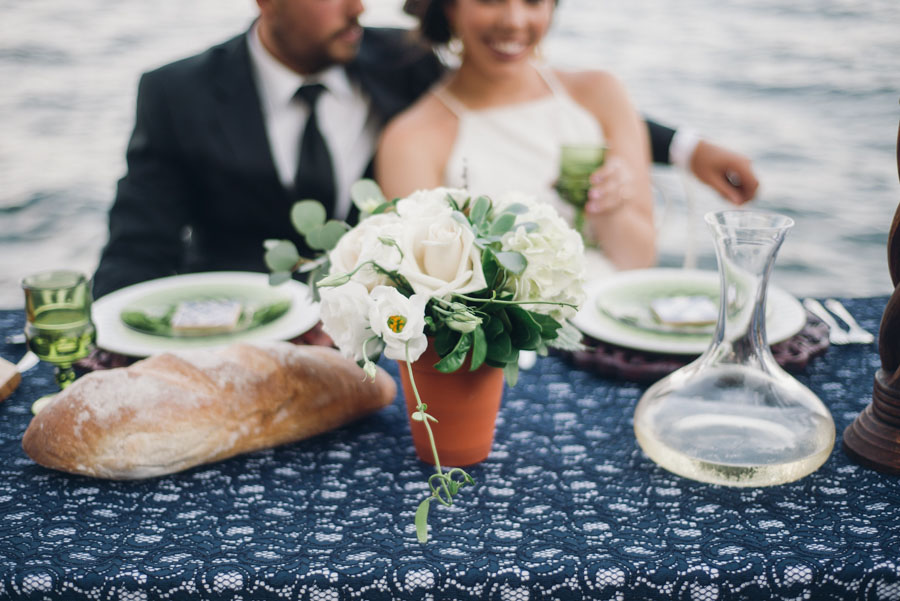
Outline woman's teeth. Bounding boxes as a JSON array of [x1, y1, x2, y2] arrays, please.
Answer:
[[490, 41, 527, 55]]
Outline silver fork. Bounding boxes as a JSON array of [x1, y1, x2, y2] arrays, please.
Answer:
[[803, 298, 851, 345], [824, 299, 875, 344]]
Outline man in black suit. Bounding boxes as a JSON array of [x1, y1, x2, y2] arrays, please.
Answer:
[[92, 0, 758, 299]]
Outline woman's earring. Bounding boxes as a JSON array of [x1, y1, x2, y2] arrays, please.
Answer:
[[448, 36, 464, 57]]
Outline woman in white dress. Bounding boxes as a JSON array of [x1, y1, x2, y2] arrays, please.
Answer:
[[376, 0, 655, 270]]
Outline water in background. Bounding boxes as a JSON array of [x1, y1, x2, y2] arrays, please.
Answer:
[[1, 0, 898, 309]]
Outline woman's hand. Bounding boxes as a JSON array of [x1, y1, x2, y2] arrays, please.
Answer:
[[585, 156, 633, 216], [690, 140, 759, 205]]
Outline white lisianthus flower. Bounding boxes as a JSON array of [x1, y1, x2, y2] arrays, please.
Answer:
[[394, 210, 487, 299], [328, 213, 403, 291], [368, 286, 429, 362], [319, 281, 380, 362], [495, 191, 586, 320]]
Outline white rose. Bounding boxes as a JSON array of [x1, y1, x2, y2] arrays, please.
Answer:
[[319, 281, 379, 362], [395, 212, 487, 299], [328, 213, 403, 291], [497, 192, 586, 320], [368, 286, 428, 362], [395, 187, 469, 222]]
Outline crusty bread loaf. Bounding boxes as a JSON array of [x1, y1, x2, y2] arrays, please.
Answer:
[[22, 342, 396, 479]]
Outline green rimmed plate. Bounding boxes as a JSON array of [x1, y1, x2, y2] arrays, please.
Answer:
[[92, 272, 319, 357], [571, 268, 806, 355]]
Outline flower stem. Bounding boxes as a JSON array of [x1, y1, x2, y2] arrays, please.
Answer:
[[451, 293, 579, 311], [405, 344, 443, 474]]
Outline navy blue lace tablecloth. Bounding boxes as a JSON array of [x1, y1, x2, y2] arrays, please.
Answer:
[[1, 298, 899, 601]]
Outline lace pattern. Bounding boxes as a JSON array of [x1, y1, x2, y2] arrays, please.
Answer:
[[0, 299, 898, 600]]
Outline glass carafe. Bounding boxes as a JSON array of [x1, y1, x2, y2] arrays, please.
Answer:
[[633, 210, 835, 486]]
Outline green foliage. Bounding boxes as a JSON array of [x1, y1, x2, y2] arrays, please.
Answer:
[[306, 220, 347, 251], [291, 200, 326, 235], [265, 183, 582, 545], [350, 178, 388, 213]]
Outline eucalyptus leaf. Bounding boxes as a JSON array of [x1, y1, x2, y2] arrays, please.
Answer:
[[470, 196, 491, 227], [264, 240, 301, 273], [501, 202, 528, 215], [494, 251, 527, 275], [290, 200, 326, 235], [481, 248, 501, 289], [306, 220, 347, 251], [476, 234, 503, 245], [350, 178, 386, 213], [451, 211, 471, 229], [489, 212, 517, 236], [320, 220, 349, 250]]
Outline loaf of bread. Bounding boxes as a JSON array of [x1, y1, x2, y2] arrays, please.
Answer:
[[22, 342, 396, 479]]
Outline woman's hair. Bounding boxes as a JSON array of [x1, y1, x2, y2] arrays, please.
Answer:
[[403, 0, 558, 46], [403, 0, 454, 45]]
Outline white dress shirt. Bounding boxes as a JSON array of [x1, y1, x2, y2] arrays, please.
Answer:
[[246, 23, 379, 220]]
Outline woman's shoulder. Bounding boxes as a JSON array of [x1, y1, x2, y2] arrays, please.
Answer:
[[553, 68, 626, 103], [551, 67, 634, 121], [380, 88, 458, 148]]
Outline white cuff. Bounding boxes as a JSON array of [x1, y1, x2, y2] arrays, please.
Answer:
[[669, 128, 701, 170]]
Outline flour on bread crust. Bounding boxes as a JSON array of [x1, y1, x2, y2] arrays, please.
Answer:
[[22, 342, 396, 479]]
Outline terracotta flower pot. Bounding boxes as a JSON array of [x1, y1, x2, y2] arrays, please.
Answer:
[[399, 344, 505, 467]]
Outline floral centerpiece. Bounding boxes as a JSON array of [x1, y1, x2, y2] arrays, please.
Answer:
[[265, 181, 586, 542]]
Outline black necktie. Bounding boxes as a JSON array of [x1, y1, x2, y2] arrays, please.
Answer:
[[293, 83, 335, 214]]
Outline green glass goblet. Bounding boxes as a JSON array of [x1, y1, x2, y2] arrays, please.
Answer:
[[555, 144, 607, 237], [22, 270, 96, 411]]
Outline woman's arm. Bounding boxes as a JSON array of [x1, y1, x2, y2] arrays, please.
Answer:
[[561, 69, 656, 270]]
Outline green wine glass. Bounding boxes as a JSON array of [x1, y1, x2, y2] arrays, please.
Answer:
[[22, 270, 96, 411], [555, 144, 607, 237]]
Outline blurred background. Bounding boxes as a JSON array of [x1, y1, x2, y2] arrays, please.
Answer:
[[1, 0, 898, 308]]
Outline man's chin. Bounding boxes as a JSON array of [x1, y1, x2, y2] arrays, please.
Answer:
[[329, 43, 362, 65]]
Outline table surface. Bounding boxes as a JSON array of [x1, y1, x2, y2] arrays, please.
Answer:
[[1, 298, 899, 601]]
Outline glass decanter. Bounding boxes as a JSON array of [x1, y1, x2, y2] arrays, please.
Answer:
[[633, 210, 835, 486]]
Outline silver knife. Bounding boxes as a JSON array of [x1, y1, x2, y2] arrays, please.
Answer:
[[1, 351, 39, 401], [17, 351, 39, 373]]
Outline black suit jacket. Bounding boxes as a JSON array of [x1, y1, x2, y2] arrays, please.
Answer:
[[93, 28, 444, 298], [93, 27, 675, 298]]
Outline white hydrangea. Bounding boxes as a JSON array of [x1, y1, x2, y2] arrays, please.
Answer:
[[494, 191, 586, 320]]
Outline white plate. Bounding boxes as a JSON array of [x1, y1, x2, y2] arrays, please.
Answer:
[[92, 272, 319, 357], [571, 268, 806, 355]]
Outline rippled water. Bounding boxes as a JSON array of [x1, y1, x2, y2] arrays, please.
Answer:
[[1, 0, 898, 308]]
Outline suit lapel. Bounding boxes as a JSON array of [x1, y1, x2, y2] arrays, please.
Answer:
[[210, 33, 288, 199]]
